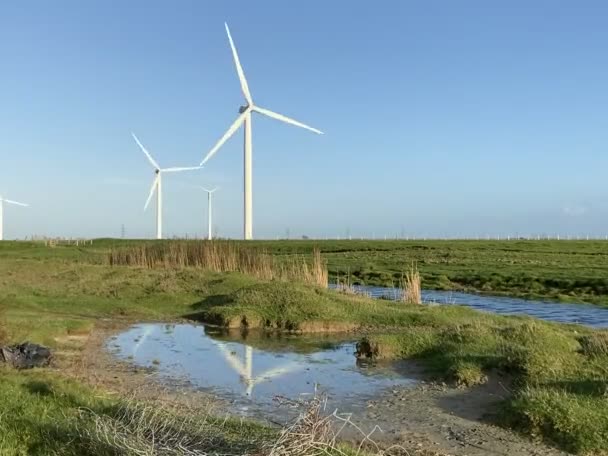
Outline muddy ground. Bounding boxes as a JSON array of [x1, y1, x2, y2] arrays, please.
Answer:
[[56, 322, 570, 456]]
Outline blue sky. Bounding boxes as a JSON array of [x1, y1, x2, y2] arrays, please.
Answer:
[[1, 1, 608, 239]]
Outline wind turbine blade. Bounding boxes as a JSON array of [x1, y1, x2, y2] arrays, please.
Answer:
[[161, 166, 202, 173], [253, 106, 323, 135], [225, 23, 252, 104], [200, 186, 219, 193], [144, 175, 159, 211], [132, 133, 161, 170], [3, 199, 28, 207], [200, 112, 247, 166]]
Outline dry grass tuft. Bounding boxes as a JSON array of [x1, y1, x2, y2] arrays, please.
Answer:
[[107, 242, 328, 288], [269, 395, 407, 456], [400, 264, 421, 305], [75, 398, 263, 455], [579, 332, 608, 357]]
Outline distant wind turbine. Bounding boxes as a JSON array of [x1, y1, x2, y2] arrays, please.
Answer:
[[0, 196, 28, 241], [198, 186, 218, 240], [132, 133, 201, 239], [200, 23, 323, 240]]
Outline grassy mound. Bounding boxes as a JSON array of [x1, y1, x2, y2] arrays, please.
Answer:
[[192, 279, 487, 331]]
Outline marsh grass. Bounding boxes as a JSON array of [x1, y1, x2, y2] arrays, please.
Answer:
[[400, 264, 421, 304], [107, 242, 328, 288]]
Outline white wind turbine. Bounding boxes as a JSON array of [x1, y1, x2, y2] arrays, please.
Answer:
[[198, 186, 218, 240], [132, 133, 201, 239], [200, 23, 323, 240], [0, 196, 28, 241]]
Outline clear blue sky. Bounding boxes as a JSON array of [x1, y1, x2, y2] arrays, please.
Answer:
[[1, 1, 607, 239]]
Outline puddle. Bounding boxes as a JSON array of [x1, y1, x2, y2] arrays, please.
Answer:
[[108, 323, 416, 418], [331, 284, 608, 328]]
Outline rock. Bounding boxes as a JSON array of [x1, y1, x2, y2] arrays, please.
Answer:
[[0, 342, 52, 369]]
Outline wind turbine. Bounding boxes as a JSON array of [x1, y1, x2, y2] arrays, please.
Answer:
[[0, 196, 28, 241], [132, 133, 201, 239], [198, 186, 218, 240], [200, 23, 323, 240]]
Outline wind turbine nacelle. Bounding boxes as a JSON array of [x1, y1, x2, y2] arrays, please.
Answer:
[[239, 105, 249, 114]]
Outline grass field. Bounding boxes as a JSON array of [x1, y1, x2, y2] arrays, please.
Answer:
[[0, 240, 607, 454], [6, 237, 608, 305], [252, 239, 608, 305]]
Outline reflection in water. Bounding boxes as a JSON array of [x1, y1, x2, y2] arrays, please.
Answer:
[[330, 284, 608, 328], [109, 323, 415, 413], [215, 343, 302, 396]]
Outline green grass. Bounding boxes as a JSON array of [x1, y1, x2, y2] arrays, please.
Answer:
[[0, 369, 277, 455], [1, 240, 608, 454], [5, 238, 608, 305]]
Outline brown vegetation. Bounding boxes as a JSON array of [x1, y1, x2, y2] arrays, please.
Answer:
[[107, 241, 328, 288], [400, 263, 422, 304]]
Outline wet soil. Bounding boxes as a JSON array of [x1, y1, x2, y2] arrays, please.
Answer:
[[356, 379, 570, 456]]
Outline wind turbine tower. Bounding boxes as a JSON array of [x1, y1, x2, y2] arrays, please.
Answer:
[[0, 196, 28, 241], [199, 186, 218, 240]]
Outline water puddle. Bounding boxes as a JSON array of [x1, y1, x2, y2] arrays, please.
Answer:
[[108, 323, 416, 418], [331, 284, 608, 328]]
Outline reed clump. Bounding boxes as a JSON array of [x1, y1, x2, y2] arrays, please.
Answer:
[[400, 263, 422, 304], [107, 241, 328, 288]]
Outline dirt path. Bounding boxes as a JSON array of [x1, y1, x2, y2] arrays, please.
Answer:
[[58, 324, 570, 456]]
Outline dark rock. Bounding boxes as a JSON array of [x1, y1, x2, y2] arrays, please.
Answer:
[[0, 342, 52, 369]]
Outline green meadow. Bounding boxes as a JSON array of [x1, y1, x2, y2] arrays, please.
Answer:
[[0, 240, 607, 454]]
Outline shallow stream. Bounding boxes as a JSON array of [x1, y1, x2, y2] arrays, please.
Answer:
[[331, 284, 608, 328]]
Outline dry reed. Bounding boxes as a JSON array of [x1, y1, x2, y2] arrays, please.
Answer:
[[107, 242, 328, 288], [400, 264, 421, 305], [269, 395, 406, 456]]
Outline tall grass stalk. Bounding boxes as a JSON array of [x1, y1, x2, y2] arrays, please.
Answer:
[[400, 263, 422, 304], [107, 241, 328, 288]]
